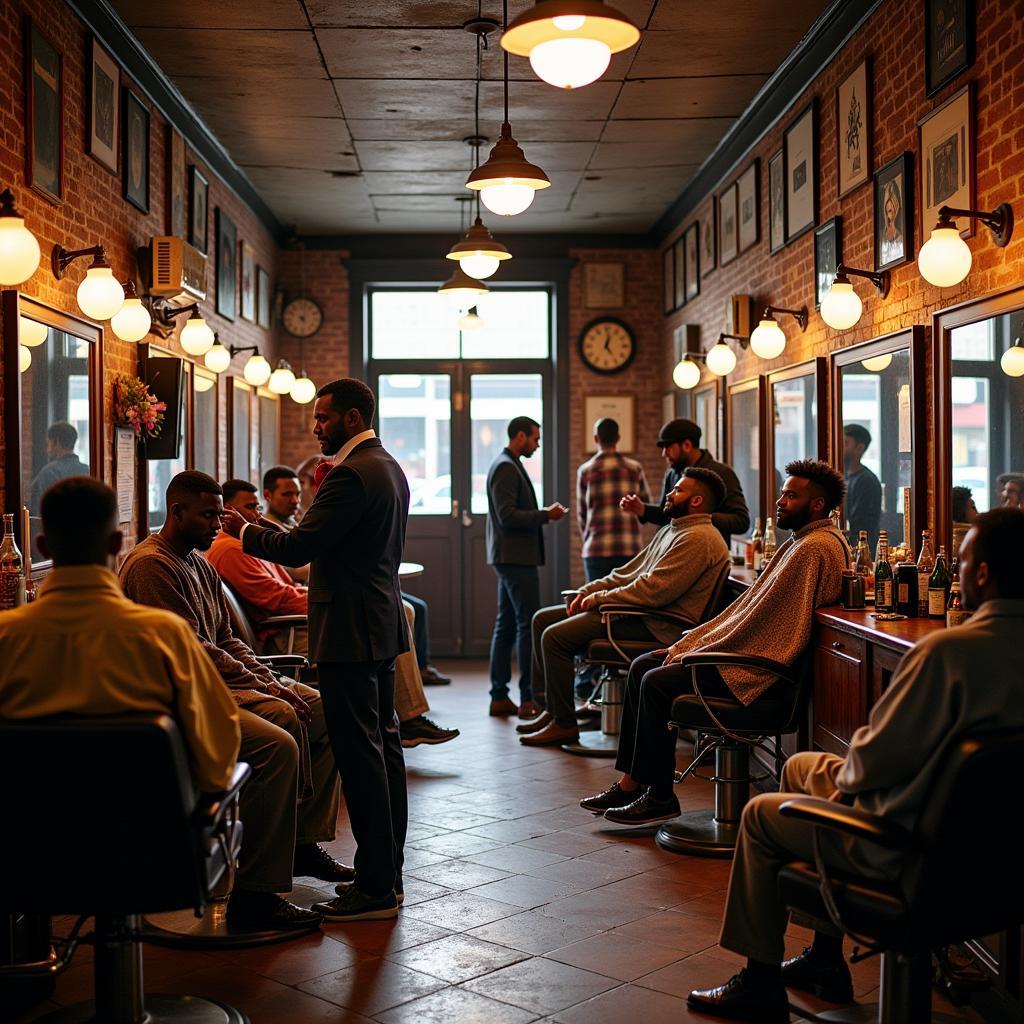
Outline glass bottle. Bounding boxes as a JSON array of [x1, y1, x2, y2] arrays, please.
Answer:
[[751, 517, 763, 573], [928, 545, 951, 618], [874, 529, 889, 568], [916, 529, 934, 617], [762, 517, 777, 564], [0, 514, 23, 611], [854, 530, 874, 578], [946, 575, 967, 628], [895, 561, 919, 617], [874, 535, 894, 613]]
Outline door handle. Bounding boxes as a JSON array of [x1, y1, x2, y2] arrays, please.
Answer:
[[451, 498, 460, 519], [462, 509, 473, 527]]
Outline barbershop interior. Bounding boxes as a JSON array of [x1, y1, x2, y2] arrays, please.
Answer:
[[2, 0, 1023, 1022]]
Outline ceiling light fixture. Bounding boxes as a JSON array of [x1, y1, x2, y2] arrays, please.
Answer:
[[918, 202, 1014, 287], [52, 244, 125, 321], [501, 0, 640, 90], [820, 264, 890, 331], [439, 263, 489, 309], [109, 280, 153, 342], [0, 189, 41, 285], [749, 304, 807, 360], [459, 306, 485, 331]]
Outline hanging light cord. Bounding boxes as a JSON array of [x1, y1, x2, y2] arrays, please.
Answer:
[[502, 0, 509, 125]]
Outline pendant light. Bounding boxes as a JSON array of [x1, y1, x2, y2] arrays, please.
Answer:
[[439, 264, 489, 309], [0, 189, 41, 285], [459, 306, 485, 331], [501, 0, 640, 90], [269, 359, 296, 395]]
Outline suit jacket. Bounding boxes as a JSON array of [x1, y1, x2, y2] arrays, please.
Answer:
[[242, 438, 410, 663], [485, 448, 548, 567]]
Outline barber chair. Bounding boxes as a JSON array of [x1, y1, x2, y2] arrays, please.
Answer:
[[777, 729, 1024, 1023], [221, 581, 308, 673], [0, 715, 251, 1023], [655, 649, 811, 856]]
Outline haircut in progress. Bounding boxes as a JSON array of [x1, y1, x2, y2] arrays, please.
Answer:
[[784, 459, 846, 513], [222, 479, 258, 502], [969, 508, 1024, 598], [47, 421, 78, 451], [507, 415, 540, 440], [843, 423, 872, 451], [594, 418, 619, 446], [40, 477, 118, 564], [166, 470, 223, 506], [317, 378, 376, 426], [682, 466, 727, 511]]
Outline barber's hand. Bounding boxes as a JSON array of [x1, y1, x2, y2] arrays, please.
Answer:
[[545, 502, 569, 521], [220, 507, 246, 538], [620, 494, 644, 517], [267, 681, 312, 723]]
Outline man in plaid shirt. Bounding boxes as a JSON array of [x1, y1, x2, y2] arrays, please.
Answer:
[[576, 418, 651, 581]]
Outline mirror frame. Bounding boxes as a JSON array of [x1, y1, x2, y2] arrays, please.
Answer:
[[692, 373, 723, 461], [830, 325, 926, 548], [227, 376, 253, 481], [726, 374, 767, 531]]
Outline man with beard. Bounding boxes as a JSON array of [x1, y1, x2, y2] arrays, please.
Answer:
[[519, 467, 730, 747], [842, 424, 882, 549], [582, 460, 851, 826]]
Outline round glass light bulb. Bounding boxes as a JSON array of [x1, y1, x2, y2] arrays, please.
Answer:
[[203, 343, 231, 373], [77, 266, 125, 320], [458, 309, 484, 331], [820, 280, 863, 330], [458, 252, 501, 280], [918, 226, 972, 287], [19, 316, 48, 347], [269, 364, 296, 395], [860, 353, 893, 373], [749, 318, 787, 360], [479, 182, 537, 217], [705, 342, 737, 376], [243, 354, 272, 387], [445, 287, 485, 310], [1001, 344, 1024, 378], [672, 358, 701, 390], [290, 376, 317, 404], [110, 297, 152, 342], [193, 374, 216, 393], [552, 13, 586, 29], [530, 37, 611, 89], [179, 316, 215, 356], [19, 344, 31, 373], [0, 214, 41, 285]]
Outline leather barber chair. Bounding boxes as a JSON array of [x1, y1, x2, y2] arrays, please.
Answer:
[[0, 714, 250, 1023], [777, 729, 1024, 1023], [221, 581, 307, 663]]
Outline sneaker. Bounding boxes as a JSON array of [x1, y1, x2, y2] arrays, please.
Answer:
[[312, 886, 399, 922], [602, 788, 681, 826], [579, 781, 641, 814], [226, 890, 322, 931], [399, 715, 460, 748], [687, 970, 790, 1022], [293, 843, 355, 883], [336, 880, 405, 905], [421, 665, 451, 686], [780, 946, 853, 1003]]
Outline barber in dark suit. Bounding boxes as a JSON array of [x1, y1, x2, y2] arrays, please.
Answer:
[[486, 416, 568, 720], [221, 378, 409, 923]]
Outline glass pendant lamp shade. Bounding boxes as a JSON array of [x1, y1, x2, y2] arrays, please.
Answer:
[[0, 191, 41, 285], [820, 280, 863, 331], [705, 342, 737, 376], [672, 358, 701, 390], [446, 218, 512, 280], [110, 297, 152, 342], [439, 264, 489, 309], [269, 361, 296, 395], [861, 353, 893, 373], [18, 316, 48, 348], [1001, 339, 1024, 378], [204, 343, 231, 373], [466, 123, 550, 216], [918, 225, 972, 286], [19, 345, 31, 373], [290, 375, 317, 404], [243, 354, 272, 387], [179, 314, 215, 356], [77, 265, 125, 321], [749, 318, 787, 360]]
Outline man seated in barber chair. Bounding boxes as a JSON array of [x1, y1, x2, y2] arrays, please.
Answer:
[[687, 507, 1024, 1022], [521, 467, 731, 747], [582, 459, 850, 825], [119, 470, 349, 931]]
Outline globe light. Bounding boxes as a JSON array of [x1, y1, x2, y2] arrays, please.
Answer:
[[1001, 339, 1024, 378], [530, 37, 611, 90], [19, 344, 31, 373], [459, 307, 485, 331], [467, 123, 550, 217], [749, 318, 787, 360], [193, 374, 216, 393], [460, 253, 501, 279], [290, 375, 317, 404], [820, 280, 863, 330], [439, 265, 489, 309], [243, 354, 272, 387], [918, 225, 972, 287], [861, 353, 893, 373], [705, 341, 737, 376], [204, 343, 231, 373], [268, 361, 296, 395], [76, 265, 125, 320], [0, 189, 41, 285], [18, 316, 48, 347], [110, 297, 152, 342], [446, 218, 511, 280], [672, 358, 701, 390], [179, 313, 216, 356]]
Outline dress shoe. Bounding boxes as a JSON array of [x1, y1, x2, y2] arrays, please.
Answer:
[[780, 946, 853, 1003], [519, 721, 580, 746], [687, 970, 790, 1022], [312, 886, 399, 921], [518, 699, 543, 718], [516, 711, 552, 734], [421, 665, 451, 686], [489, 698, 519, 717], [579, 780, 641, 814], [399, 715, 460, 748], [602, 788, 681, 825], [226, 890, 322, 931], [293, 843, 355, 883]]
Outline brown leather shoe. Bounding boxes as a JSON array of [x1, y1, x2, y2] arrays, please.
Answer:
[[518, 699, 543, 718], [489, 698, 519, 717], [516, 712, 552, 734], [520, 722, 580, 746]]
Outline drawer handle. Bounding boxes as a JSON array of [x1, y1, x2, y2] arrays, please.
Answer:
[[832, 641, 843, 650]]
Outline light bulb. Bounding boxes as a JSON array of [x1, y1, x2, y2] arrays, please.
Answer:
[[19, 344, 31, 373], [290, 376, 317, 404], [820, 280, 863, 330], [749, 318, 787, 360], [110, 297, 152, 341], [204, 343, 231, 373], [459, 252, 501, 280], [918, 225, 972, 287], [18, 316, 47, 347], [1001, 342, 1024, 378], [269, 363, 296, 395], [179, 315, 215, 356], [706, 342, 737, 376], [0, 213, 41, 285], [672, 358, 701, 390], [193, 374, 216, 393], [553, 14, 586, 30], [459, 308, 484, 331], [243, 354, 272, 386], [861, 353, 893, 373], [479, 182, 537, 217], [76, 266, 125, 320], [530, 37, 611, 89]]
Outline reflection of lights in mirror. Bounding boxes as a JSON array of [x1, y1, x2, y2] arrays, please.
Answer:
[[19, 316, 47, 347], [1001, 338, 1024, 378], [193, 374, 215, 393], [860, 353, 893, 372], [18, 344, 31, 372]]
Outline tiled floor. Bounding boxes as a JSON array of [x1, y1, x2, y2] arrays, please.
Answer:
[[12, 663, 1002, 1022]]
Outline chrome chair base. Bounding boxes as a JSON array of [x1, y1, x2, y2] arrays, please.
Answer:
[[655, 809, 738, 857], [562, 732, 620, 757], [33, 994, 248, 1023]]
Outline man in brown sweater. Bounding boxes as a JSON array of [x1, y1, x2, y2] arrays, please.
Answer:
[[582, 459, 850, 826]]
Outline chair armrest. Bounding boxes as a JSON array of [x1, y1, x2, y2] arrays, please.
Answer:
[[257, 654, 308, 671], [194, 761, 252, 828], [676, 650, 796, 684], [779, 797, 911, 851], [561, 589, 581, 597], [260, 615, 308, 628], [598, 603, 695, 628]]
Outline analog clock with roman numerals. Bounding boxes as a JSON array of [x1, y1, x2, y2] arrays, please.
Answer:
[[578, 317, 637, 375]]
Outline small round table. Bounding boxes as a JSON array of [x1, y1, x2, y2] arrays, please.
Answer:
[[399, 561, 424, 580]]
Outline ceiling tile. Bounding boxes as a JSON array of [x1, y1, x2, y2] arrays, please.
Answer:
[[319, 28, 478, 79], [110, 0, 308, 29], [648, 0, 823, 32], [590, 141, 707, 170], [600, 118, 733, 147], [612, 75, 769, 119], [172, 76, 343, 120], [364, 170, 469, 194], [347, 118, 604, 142]]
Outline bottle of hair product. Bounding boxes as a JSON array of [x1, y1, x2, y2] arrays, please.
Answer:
[[946, 574, 967, 628], [751, 518, 763, 573], [854, 530, 873, 578], [762, 518, 777, 565]]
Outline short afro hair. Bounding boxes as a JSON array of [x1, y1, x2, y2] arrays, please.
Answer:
[[166, 470, 222, 507], [785, 459, 846, 514], [40, 477, 116, 565], [222, 478, 258, 502], [970, 508, 1024, 598], [682, 466, 726, 511]]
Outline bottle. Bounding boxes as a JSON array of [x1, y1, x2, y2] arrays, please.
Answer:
[[744, 533, 754, 569], [916, 530, 934, 617], [874, 529, 889, 568], [928, 546, 951, 618], [751, 517, 763, 573], [895, 561, 918, 617], [0, 514, 23, 611], [874, 535, 894, 613], [762, 518, 777, 564], [854, 531, 874, 578], [946, 576, 967, 628]]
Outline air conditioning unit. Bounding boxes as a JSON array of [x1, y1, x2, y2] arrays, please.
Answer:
[[148, 236, 207, 301]]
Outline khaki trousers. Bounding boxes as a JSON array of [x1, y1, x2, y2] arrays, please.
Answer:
[[719, 751, 894, 964], [394, 600, 428, 723], [235, 681, 341, 892]]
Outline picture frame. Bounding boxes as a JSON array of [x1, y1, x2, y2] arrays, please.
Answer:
[[240, 241, 256, 322], [583, 394, 635, 453], [166, 127, 186, 238], [662, 246, 675, 314], [874, 151, 914, 271], [925, 0, 974, 97], [919, 84, 973, 239], [684, 222, 700, 302], [768, 149, 786, 253], [784, 99, 817, 242], [673, 237, 686, 310], [257, 267, 271, 329], [737, 160, 759, 253], [583, 262, 625, 309], [87, 38, 118, 174], [24, 17, 63, 204], [216, 209, 237, 321], [718, 182, 738, 266], [700, 202, 716, 278], [189, 166, 208, 255], [122, 87, 149, 214], [836, 57, 871, 198], [662, 392, 676, 426], [814, 217, 842, 309]]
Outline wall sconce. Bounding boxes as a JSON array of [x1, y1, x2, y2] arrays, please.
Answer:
[[918, 203, 1014, 287], [268, 359, 297, 395], [229, 345, 273, 387], [154, 301, 216, 356], [706, 333, 748, 376], [203, 333, 231, 373], [19, 316, 48, 348], [672, 355, 702, 389], [109, 280, 153, 342], [290, 373, 317, 405], [52, 244, 125, 321], [0, 189, 41, 285], [820, 264, 890, 331], [749, 305, 807, 360], [1001, 337, 1024, 378]]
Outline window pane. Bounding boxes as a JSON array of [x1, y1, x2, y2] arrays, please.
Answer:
[[259, 395, 279, 485], [378, 374, 452, 515], [951, 376, 990, 511], [194, 372, 217, 479], [461, 292, 549, 358]]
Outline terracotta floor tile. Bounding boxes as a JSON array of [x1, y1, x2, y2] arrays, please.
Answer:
[[539, 889, 659, 929], [611, 908, 725, 954], [297, 957, 447, 1015], [633, 948, 740, 998], [375, 985, 540, 1024], [576, 841, 683, 872], [466, 874, 581, 909], [407, 858, 513, 890], [528, 856, 641, 890], [464, 844, 569, 873], [466, 908, 609, 954], [402, 877, 454, 905], [402, 891, 522, 930], [461, 956, 617, 1014], [211, 930, 370, 985], [548, 981, 687, 1024], [411, 832, 507, 858], [544, 931, 685, 982], [324, 915, 452, 956], [389, 932, 529, 982], [401, 846, 451, 870], [236, 986, 377, 1023], [464, 818, 559, 843]]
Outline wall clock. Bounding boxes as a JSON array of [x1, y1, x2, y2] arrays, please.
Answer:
[[282, 296, 323, 338], [578, 317, 637, 374]]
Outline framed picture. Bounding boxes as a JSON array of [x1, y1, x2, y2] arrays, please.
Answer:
[[24, 17, 63, 204], [583, 262, 625, 308], [216, 209, 237, 321], [166, 128, 186, 238], [874, 151, 914, 271], [240, 242, 256, 321], [257, 267, 271, 329], [925, 0, 974, 96], [784, 100, 817, 242], [122, 88, 149, 213], [662, 392, 676, 426], [684, 222, 700, 302], [189, 166, 208, 255], [718, 182, 738, 266], [583, 394, 635, 453], [768, 149, 785, 253], [737, 160, 759, 252], [662, 247, 675, 314], [919, 84, 972, 238], [836, 58, 871, 197], [673, 237, 686, 310], [814, 217, 842, 309], [701, 202, 716, 278], [87, 38, 118, 174]]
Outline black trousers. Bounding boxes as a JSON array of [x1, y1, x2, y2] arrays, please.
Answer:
[[317, 659, 407, 897], [615, 651, 731, 789]]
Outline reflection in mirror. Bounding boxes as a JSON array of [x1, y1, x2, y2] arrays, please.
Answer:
[[771, 372, 819, 542], [193, 370, 217, 480], [231, 380, 252, 481], [729, 384, 760, 538], [693, 382, 719, 459], [147, 362, 190, 533], [258, 394, 279, 485]]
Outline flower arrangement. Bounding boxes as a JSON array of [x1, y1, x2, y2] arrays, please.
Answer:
[[112, 373, 166, 439]]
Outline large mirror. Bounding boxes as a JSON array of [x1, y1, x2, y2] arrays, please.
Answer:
[[193, 367, 219, 480], [727, 376, 764, 537], [692, 376, 721, 459], [143, 349, 190, 533], [257, 390, 280, 486], [228, 378, 252, 481]]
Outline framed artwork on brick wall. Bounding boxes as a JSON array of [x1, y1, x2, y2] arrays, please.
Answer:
[[189, 166, 208, 255], [784, 99, 817, 242], [814, 217, 842, 308], [701, 202, 716, 278], [768, 149, 785, 253], [583, 262, 625, 308], [122, 88, 150, 214], [684, 222, 700, 302], [662, 246, 675, 314], [24, 17, 63, 204], [240, 241, 256, 322], [257, 267, 271, 329], [836, 57, 871, 198], [919, 84, 973, 239], [216, 209, 237, 321], [874, 152, 914, 272], [584, 394, 635, 453], [166, 128, 186, 238], [925, 0, 974, 97], [673, 237, 686, 309], [737, 160, 759, 253], [88, 38, 118, 174], [718, 182, 738, 266]]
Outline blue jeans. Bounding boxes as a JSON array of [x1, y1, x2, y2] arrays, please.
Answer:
[[489, 564, 541, 703], [401, 591, 430, 668], [584, 555, 630, 583]]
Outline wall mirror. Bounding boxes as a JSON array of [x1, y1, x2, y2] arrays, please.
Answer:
[[193, 366, 219, 480], [831, 326, 925, 553], [228, 377, 252, 482], [2, 293, 103, 568], [692, 375, 722, 459], [257, 389, 280, 486], [727, 376, 764, 536]]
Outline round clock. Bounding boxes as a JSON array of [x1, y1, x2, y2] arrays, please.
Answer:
[[578, 317, 637, 375], [282, 297, 323, 338]]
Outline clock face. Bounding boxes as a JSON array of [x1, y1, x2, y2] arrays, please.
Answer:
[[282, 297, 323, 338], [579, 318, 636, 374]]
